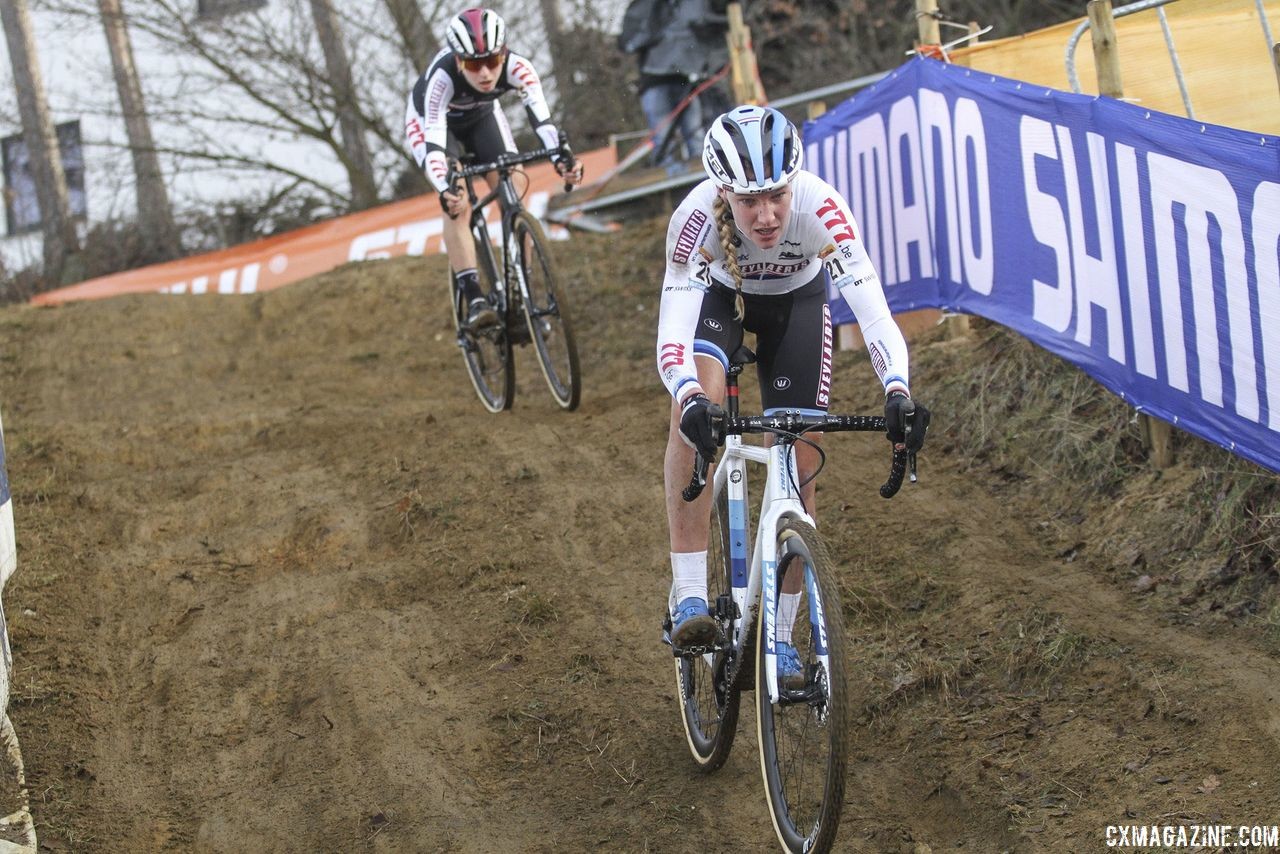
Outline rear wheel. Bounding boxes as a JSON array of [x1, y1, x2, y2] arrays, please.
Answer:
[[452, 224, 513, 412], [756, 520, 849, 853], [512, 212, 580, 410], [674, 486, 741, 771]]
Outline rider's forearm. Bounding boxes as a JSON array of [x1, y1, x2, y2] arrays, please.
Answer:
[[858, 313, 910, 396], [423, 148, 451, 194], [532, 119, 560, 151], [656, 280, 706, 404]]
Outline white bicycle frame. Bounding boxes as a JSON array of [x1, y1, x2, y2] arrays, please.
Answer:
[[711, 428, 833, 706]]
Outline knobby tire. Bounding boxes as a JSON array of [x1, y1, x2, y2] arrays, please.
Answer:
[[756, 520, 849, 853], [512, 211, 581, 411]]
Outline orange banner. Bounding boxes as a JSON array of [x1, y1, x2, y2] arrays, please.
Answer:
[[34, 147, 617, 305]]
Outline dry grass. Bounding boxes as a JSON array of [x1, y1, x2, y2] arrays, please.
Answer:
[[997, 608, 1089, 689], [915, 324, 1280, 639]]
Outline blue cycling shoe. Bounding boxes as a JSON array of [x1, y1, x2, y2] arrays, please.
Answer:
[[776, 640, 806, 690], [670, 597, 717, 649]]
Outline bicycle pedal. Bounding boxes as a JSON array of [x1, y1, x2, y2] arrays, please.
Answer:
[[669, 626, 728, 659], [672, 642, 716, 658]]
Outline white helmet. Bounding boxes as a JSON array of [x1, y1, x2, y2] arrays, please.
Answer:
[[702, 105, 803, 194], [446, 8, 506, 59]]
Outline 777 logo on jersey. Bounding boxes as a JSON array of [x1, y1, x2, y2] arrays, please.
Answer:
[[660, 343, 686, 374], [815, 197, 856, 243]]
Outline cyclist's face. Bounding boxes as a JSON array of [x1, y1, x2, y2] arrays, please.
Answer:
[[725, 186, 792, 249], [458, 56, 502, 91]]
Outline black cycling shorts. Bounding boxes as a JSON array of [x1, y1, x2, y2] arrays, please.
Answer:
[[692, 269, 834, 414], [437, 107, 518, 205]]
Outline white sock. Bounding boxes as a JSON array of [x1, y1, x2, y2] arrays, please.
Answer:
[[776, 592, 802, 645], [671, 551, 708, 606]]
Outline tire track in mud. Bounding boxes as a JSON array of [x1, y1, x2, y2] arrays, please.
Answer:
[[0, 243, 1276, 852]]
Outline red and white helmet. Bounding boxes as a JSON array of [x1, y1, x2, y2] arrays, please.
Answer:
[[446, 8, 506, 59]]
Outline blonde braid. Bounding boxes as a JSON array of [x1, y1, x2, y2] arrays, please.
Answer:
[[713, 195, 745, 321]]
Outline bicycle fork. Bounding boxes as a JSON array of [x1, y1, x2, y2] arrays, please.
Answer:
[[754, 441, 829, 707]]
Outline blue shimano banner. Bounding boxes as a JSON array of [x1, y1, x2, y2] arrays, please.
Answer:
[[805, 59, 1280, 474]]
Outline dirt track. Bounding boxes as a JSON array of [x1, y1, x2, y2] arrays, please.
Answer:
[[1, 223, 1278, 852]]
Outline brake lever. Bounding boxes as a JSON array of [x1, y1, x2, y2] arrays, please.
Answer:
[[682, 451, 710, 502]]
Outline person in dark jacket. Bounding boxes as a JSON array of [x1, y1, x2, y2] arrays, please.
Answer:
[[619, 0, 731, 168]]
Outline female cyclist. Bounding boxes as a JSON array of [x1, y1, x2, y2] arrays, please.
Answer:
[[405, 7, 583, 328], [657, 105, 929, 679]]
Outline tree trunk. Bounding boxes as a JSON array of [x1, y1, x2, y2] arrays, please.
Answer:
[[308, 0, 378, 210], [99, 0, 178, 260], [382, 0, 437, 71], [0, 0, 81, 280], [537, 0, 564, 80]]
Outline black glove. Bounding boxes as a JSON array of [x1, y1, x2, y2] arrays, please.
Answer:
[[679, 393, 723, 460], [885, 390, 930, 452], [553, 146, 581, 181]]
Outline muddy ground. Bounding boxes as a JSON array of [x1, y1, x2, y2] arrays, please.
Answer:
[[0, 220, 1277, 853]]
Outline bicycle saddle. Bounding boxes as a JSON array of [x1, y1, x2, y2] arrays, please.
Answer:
[[728, 345, 757, 367]]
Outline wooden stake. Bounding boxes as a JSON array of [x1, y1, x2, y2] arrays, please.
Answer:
[[1089, 0, 1173, 468], [1273, 43, 1280, 103], [1087, 0, 1123, 99], [915, 0, 940, 47], [725, 3, 764, 105]]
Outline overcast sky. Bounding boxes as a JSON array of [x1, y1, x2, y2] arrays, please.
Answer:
[[0, 0, 633, 269]]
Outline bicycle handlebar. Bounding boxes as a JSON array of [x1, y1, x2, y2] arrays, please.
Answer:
[[680, 413, 915, 503], [447, 134, 578, 193]]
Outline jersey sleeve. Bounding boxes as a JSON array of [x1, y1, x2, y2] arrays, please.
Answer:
[[505, 53, 560, 149], [656, 192, 718, 404], [805, 179, 911, 397], [406, 66, 454, 193]]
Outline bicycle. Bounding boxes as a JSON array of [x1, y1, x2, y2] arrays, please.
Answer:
[[662, 346, 920, 854], [446, 143, 581, 412]]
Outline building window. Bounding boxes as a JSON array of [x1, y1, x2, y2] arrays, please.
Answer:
[[2, 121, 87, 237]]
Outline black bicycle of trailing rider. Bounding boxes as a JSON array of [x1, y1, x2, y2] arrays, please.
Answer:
[[446, 142, 581, 412]]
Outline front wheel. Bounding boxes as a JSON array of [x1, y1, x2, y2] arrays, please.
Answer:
[[512, 212, 581, 410], [756, 520, 849, 853], [452, 226, 514, 412]]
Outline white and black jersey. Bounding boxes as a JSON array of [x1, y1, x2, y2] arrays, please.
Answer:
[[656, 171, 911, 408], [405, 48, 561, 193]]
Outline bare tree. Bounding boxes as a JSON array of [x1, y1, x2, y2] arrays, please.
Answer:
[[98, 0, 178, 259], [538, 0, 564, 52], [0, 0, 81, 280], [382, 0, 439, 72], [308, 0, 377, 209], [75, 0, 408, 214], [535, 0, 644, 149]]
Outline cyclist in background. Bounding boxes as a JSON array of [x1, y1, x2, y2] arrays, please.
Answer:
[[657, 106, 929, 681], [405, 7, 584, 328]]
